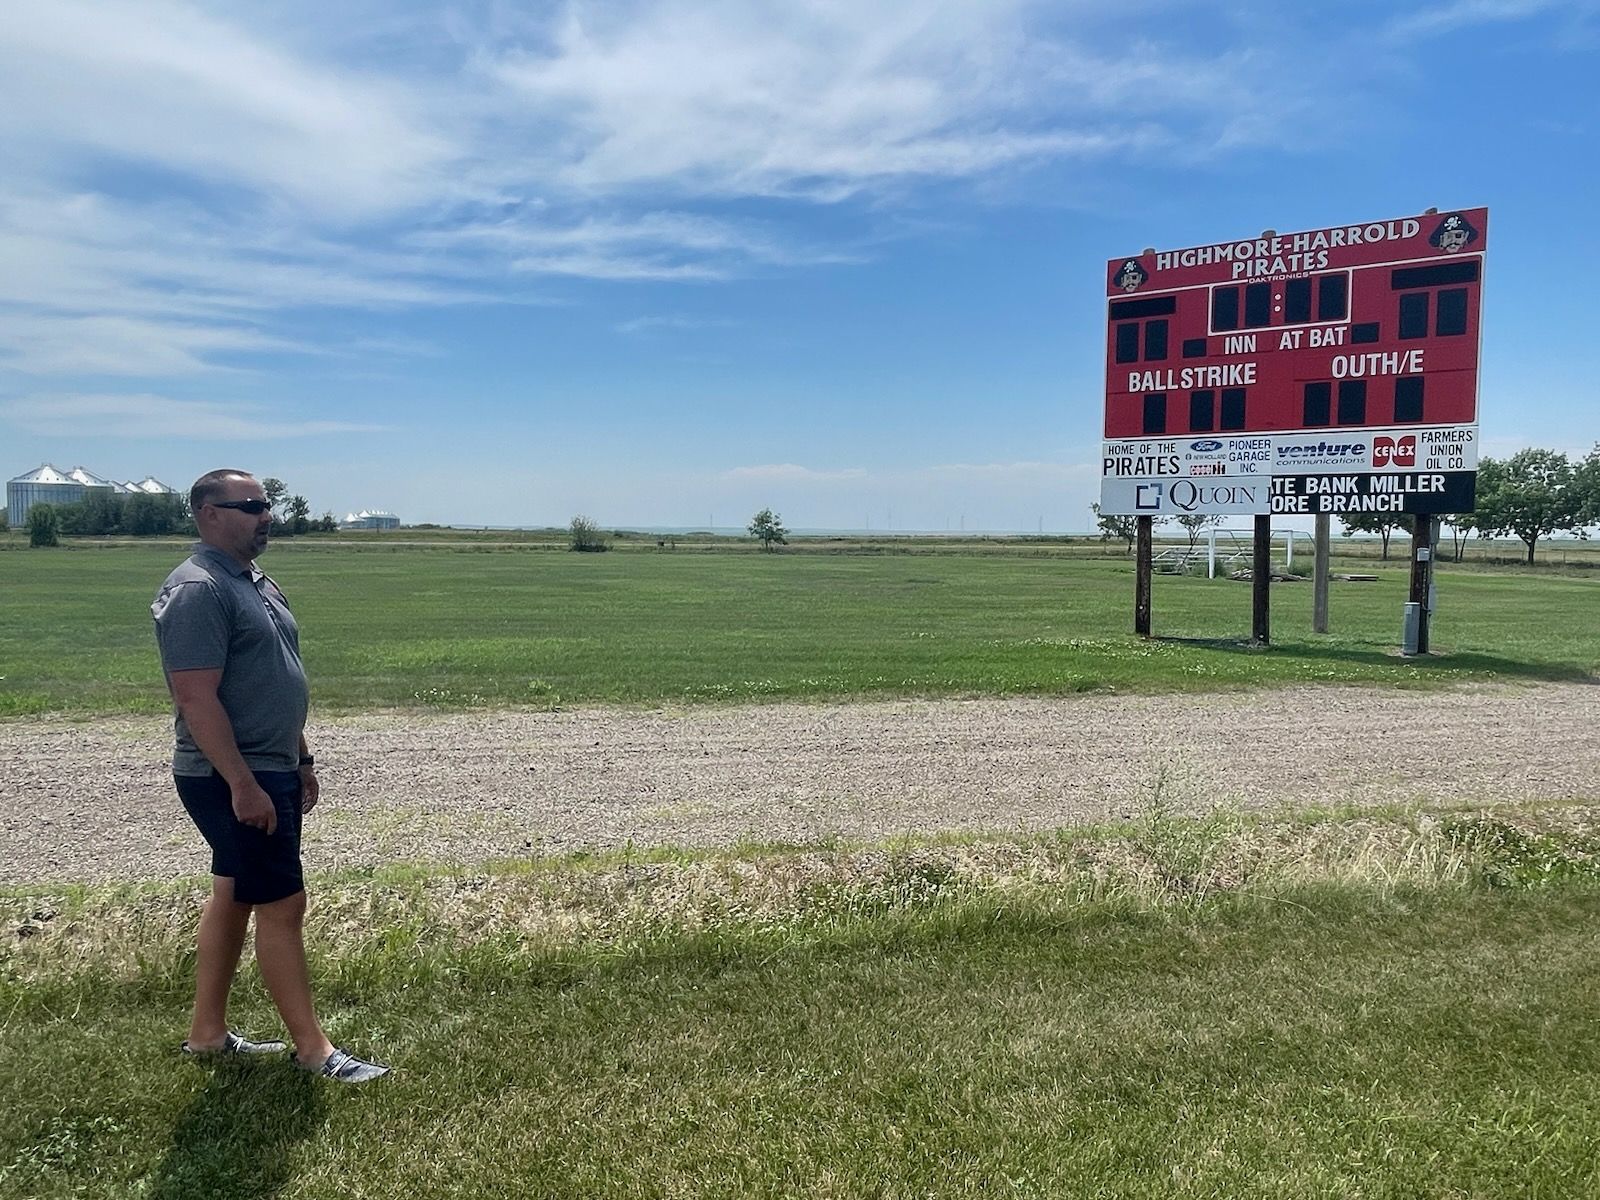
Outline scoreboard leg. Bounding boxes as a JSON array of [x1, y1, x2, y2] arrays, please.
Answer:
[[1252, 515, 1271, 646], [1135, 516, 1153, 637], [1408, 515, 1432, 655], [1313, 514, 1331, 633]]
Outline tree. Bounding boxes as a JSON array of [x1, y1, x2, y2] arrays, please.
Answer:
[[287, 495, 311, 536], [0, 507, 8, 532], [1090, 502, 1145, 554], [748, 508, 788, 551], [1576, 444, 1600, 532], [28, 503, 60, 548], [73, 489, 123, 535], [1440, 513, 1476, 563], [568, 514, 609, 552], [1174, 512, 1222, 554], [262, 478, 291, 535], [317, 512, 339, 533], [1473, 449, 1583, 565], [1338, 511, 1410, 560], [123, 492, 186, 536]]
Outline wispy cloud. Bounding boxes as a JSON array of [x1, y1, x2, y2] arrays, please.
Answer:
[[723, 463, 871, 483], [1385, 0, 1562, 40], [913, 461, 1099, 483], [1, 0, 1569, 393], [0, 1, 453, 220], [415, 210, 861, 281], [482, 0, 1145, 199], [615, 314, 738, 335], [0, 393, 390, 440], [0, 315, 300, 376]]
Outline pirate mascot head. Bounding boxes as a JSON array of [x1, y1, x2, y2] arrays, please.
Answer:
[[1115, 258, 1148, 292], [1428, 212, 1478, 254]]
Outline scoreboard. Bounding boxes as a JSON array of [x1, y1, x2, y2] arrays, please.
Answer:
[[1099, 208, 1486, 516]]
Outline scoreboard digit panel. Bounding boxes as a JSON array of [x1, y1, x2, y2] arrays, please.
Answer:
[[1103, 208, 1487, 440]]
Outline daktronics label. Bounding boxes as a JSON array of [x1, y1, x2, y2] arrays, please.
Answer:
[[1102, 425, 1476, 479], [1268, 471, 1476, 515], [1103, 207, 1487, 442]]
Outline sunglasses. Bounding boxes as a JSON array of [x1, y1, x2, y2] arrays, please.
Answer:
[[210, 499, 273, 515]]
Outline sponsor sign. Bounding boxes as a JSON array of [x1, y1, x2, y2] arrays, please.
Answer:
[[1103, 424, 1477, 478], [1099, 475, 1269, 516], [1267, 471, 1475, 515], [1103, 208, 1487, 448]]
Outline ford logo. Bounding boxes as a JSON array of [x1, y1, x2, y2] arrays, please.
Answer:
[[1188, 439, 1223, 452]]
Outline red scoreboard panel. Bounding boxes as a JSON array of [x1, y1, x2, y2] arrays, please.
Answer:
[[1103, 208, 1487, 440]]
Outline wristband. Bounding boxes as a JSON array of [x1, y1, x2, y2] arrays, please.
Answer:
[[299, 755, 315, 767]]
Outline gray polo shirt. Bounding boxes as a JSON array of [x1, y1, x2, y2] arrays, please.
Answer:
[[152, 543, 309, 776]]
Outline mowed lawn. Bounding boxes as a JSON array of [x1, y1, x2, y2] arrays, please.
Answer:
[[1, 541, 1597, 715], [4, 870, 1600, 1199], [6, 541, 1600, 1198]]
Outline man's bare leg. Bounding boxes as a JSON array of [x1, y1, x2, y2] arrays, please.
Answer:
[[186, 875, 251, 1048], [253, 889, 335, 1066]]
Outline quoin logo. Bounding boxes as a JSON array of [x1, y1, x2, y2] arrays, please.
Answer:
[[1373, 435, 1417, 468], [1169, 480, 1257, 512], [1188, 439, 1223, 452]]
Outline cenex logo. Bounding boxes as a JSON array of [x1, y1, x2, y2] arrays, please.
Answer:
[[1373, 435, 1417, 468], [1188, 439, 1223, 452]]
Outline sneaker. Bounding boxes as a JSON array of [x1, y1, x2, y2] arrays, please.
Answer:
[[295, 1046, 391, 1083], [180, 1030, 288, 1056]]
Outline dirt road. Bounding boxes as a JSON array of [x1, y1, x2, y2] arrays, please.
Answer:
[[3, 682, 1595, 885]]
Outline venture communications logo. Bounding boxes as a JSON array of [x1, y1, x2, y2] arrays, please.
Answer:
[[1275, 439, 1368, 465]]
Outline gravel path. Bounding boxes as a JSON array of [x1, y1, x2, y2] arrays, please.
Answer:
[[3, 683, 1596, 886]]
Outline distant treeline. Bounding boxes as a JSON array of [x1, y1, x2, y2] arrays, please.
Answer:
[[6, 474, 341, 544]]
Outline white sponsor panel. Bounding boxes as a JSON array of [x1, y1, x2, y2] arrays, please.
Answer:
[[1102, 425, 1477, 478], [1099, 476, 1270, 516]]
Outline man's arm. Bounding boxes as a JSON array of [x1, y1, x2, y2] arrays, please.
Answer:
[[167, 668, 278, 835], [298, 732, 320, 814]]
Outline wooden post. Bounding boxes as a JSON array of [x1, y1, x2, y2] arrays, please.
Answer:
[[1408, 513, 1432, 655], [1252, 514, 1271, 645], [1313, 513, 1330, 633], [1135, 515, 1153, 637]]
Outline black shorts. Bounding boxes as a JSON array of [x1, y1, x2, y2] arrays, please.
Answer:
[[176, 770, 305, 905]]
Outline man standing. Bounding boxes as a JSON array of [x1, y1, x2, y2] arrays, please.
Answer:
[[153, 468, 388, 1083]]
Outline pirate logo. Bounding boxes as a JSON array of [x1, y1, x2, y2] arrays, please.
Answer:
[[1115, 258, 1148, 292], [1428, 212, 1478, 254]]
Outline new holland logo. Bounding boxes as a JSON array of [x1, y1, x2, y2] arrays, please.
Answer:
[[1373, 435, 1417, 468]]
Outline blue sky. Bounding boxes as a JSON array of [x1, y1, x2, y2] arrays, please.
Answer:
[[1, 0, 1595, 531]]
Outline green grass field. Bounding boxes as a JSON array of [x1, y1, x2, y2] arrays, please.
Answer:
[[2, 540, 1596, 716], [5, 811, 1600, 1199], [5, 538, 1599, 1197]]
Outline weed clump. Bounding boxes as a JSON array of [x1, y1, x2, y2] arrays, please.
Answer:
[[1444, 816, 1600, 888]]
